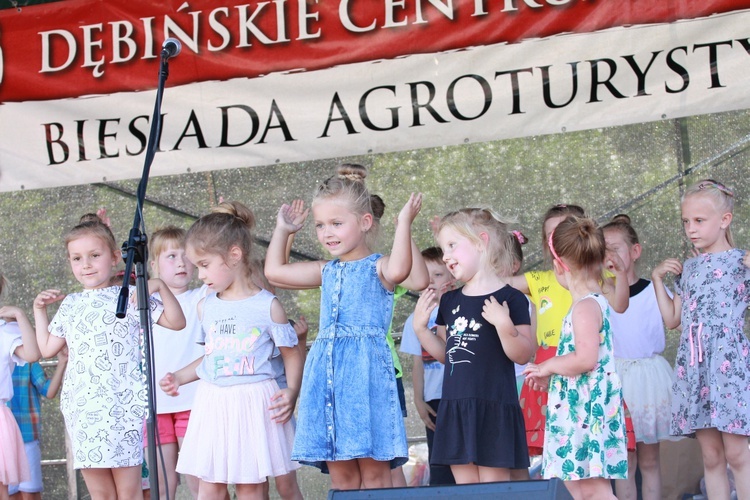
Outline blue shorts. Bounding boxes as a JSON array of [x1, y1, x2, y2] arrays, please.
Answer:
[[396, 375, 407, 418], [9, 440, 43, 494]]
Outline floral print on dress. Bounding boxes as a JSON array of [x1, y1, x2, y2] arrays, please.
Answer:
[[543, 294, 628, 480], [672, 249, 750, 436]]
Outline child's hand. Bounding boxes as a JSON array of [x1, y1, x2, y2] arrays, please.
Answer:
[[292, 315, 308, 345], [396, 193, 423, 227], [269, 388, 297, 424], [276, 202, 309, 234], [604, 249, 625, 276], [0, 305, 26, 322], [415, 399, 437, 431], [652, 258, 682, 281], [481, 296, 514, 332], [523, 363, 551, 391], [34, 290, 65, 310], [744, 251, 750, 269], [428, 215, 441, 237], [413, 289, 438, 330], [159, 372, 180, 396]]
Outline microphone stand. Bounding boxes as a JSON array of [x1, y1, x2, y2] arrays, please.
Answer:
[[116, 48, 174, 500]]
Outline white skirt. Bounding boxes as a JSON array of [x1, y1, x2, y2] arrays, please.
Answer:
[[616, 355, 675, 444], [176, 379, 300, 484]]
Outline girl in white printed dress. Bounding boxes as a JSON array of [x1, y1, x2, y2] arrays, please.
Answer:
[[34, 214, 185, 499]]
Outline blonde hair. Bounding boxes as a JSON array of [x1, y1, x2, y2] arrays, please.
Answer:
[[185, 201, 256, 280], [438, 208, 515, 276], [551, 216, 606, 279], [313, 164, 373, 218], [64, 214, 118, 256], [149, 226, 187, 262], [682, 178, 735, 247]]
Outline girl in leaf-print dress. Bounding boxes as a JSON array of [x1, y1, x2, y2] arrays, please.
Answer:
[[652, 179, 750, 500], [525, 216, 627, 500]]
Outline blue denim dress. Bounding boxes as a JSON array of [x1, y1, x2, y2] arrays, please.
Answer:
[[292, 254, 408, 472]]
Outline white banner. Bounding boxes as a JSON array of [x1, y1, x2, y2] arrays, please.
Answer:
[[2, 9, 750, 191]]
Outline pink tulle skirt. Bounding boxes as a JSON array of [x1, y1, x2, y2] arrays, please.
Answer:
[[176, 379, 299, 484], [0, 404, 29, 486]]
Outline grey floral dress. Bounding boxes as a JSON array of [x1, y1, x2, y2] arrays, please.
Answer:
[[672, 249, 750, 437], [543, 293, 628, 480]]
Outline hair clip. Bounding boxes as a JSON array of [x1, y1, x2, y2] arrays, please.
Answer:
[[512, 230, 527, 245], [697, 181, 733, 197], [548, 229, 570, 272]]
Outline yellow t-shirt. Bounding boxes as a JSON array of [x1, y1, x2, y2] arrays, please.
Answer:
[[525, 270, 572, 348]]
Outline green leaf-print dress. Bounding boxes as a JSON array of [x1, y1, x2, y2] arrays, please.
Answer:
[[542, 294, 628, 480]]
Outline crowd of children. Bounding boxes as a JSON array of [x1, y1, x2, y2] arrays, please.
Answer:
[[1, 169, 749, 500]]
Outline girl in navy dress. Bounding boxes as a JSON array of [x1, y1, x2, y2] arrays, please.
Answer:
[[413, 208, 536, 483]]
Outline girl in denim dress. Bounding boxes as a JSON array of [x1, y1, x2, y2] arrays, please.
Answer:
[[265, 164, 428, 490]]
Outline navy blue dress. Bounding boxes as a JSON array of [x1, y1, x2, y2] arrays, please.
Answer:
[[434, 285, 531, 468]]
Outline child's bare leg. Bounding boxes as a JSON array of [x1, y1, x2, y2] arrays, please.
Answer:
[[450, 463, 479, 484], [235, 482, 266, 500], [390, 466, 406, 487], [358, 458, 392, 489], [145, 442, 179, 500], [112, 466, 143, 499], [722, 431, 750, 500], [328, 460, 361, 491], [274, 471, 303, 500], [510, 467, 530, 480], [577, 477, 616, 500], [198, 480, 230, 500], [1, 484, 9, 500], [477, 465, 510, 483], [176, 436, 200, 497], [614, 450, 637, 500], [637, 443, 662, 500], [695, 428, 730, 499]]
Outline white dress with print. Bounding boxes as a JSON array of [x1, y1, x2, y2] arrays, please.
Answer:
[[50, 286, 163, 468]]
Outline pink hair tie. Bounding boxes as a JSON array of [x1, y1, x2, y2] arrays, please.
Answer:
[[548, 229, 570, 272], [512, 230, 527, 245]]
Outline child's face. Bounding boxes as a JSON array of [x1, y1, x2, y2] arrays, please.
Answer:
[[438, 226, 481, 283], [681, 194, 732, 253], [67, 234, 119, 290], [154, 243, 195, 293], [604, 229, 640, 276], [426, 260, 453, 299], [312, 198, 372, 261], [186, 245, 234, 294]]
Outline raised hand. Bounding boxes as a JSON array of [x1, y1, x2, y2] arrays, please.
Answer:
[[397, 193, 423, 227], [413, 288, 438, 331], [276, 202, 309, 234], [34, 289, 65, 310], [652, 258, 682, 281]]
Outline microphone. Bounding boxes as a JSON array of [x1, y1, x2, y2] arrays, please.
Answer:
[[161, 38, 181, 59]]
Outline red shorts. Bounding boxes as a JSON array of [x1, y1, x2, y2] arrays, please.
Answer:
[[143, 410, 191, 447], [520, 346, 636, 456]]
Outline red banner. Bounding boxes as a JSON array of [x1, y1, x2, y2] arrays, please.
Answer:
[[1, 0, 749, 103]]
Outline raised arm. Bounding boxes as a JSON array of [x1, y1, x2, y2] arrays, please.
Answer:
[[265, 202, 324, 289], [399, 239, 430, 292], [411, 289, 446, 363], [0, 306, 41, 363], [651, 258, 682, 329], [149, 279, 186, 331], [380, 193, 426, 288], [33, 290, 67, 359], [603, 250, 629, 313]]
